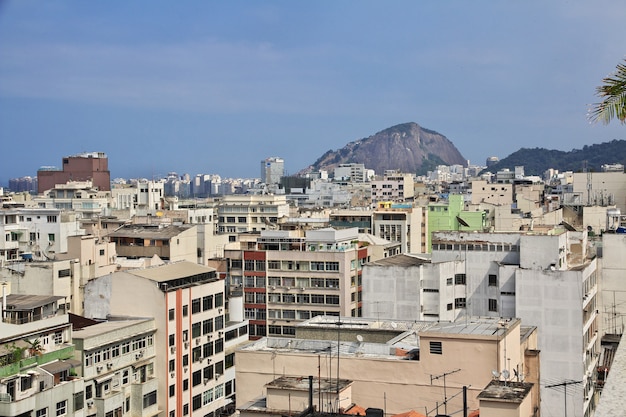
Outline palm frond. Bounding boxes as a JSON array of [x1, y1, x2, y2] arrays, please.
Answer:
[[588, 59, 626, 125]]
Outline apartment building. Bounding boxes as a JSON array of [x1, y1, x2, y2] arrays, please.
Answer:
[[84, 261, 237, 417], [329, 209, 373, 234], [0, 292, 84, 417], [0, 206, 85, 263], [225, 228, 369, 339], [372, 203, 425, 253], [427, 194, 486, 251], [111, 180, 164, 215], [36, 181, 112, 218], [108, 223, 197, 262], [71, 318, 159, 417], [216, 194, 290, 242], [236, 316, 539, 416], [261, 158, 285, 186], [38, 152, 111, 194], [370, 171, 414, 205], [428, 229, 598, 417]]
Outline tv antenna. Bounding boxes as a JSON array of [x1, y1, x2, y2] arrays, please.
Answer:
[[546, 380, 582, 417]]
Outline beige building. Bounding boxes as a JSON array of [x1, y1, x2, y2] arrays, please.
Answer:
[[108, 223, 197, 262], [477, 380, 535, 417], [216, 194, 290, 242], [235, 316, 539, 416], [372, 204, 425, 253], [471, 180, 513, 206], [72, 318, 159, 417], [83, 261, 235, 417]]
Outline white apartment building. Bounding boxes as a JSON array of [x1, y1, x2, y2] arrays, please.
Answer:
[[0, 207, 85, 263], [72, 318, 159, 417], [261, 157, 285, 185], [36, 181, 112, 218], [427, 230, 598, 417], [112, 180, 164, 215], [370, 171, 414, 205], [571, 171, 626, 212], [0, 292, 84, 417], [84, 262, 237, 417], [333, 163, 371, 183], [216, 194, 290, 241]]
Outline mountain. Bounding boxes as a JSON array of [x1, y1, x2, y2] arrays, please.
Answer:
[[483, 139, 626, 175], [303, 122, 467, 176]]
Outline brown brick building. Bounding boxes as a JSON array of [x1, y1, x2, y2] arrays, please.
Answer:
[[37, 152, 111, 193]]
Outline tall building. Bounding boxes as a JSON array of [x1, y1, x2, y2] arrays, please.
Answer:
[[216, 194, 290, 242], [84, 261, 241, 417], [37, 152, 111, 194], [261, 157, 285, 185], [372, 203, 425, 253], [225, 228, 370, 339]]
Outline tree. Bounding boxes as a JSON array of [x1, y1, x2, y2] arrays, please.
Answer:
[[589, 58, 626, 125]]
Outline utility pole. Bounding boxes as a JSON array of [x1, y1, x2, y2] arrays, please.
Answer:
[[546, 380, 582, 417]]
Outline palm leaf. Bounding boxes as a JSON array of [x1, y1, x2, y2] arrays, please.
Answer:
[[589, 59, 626, 125]]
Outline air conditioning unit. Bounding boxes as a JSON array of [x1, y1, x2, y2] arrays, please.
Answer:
[[204, 378, 210, 385], [184, 342, 189, 349], [170, 346, 176, 354], [184, 366, 188, 373], [135, 352, 143, 360], [207, 334, 212, 341], [195, 338, 201, 346], [271, 286, 276, 290], [170, 371, 175, 378], [87, 400, 94, 408], [300, 287, 305, 291], [96, 365, 103, 373], [107, 363, 113, 369], [215, 373, 222, 380], [218, 331, 223, 337], [198, 357, 204, 363]]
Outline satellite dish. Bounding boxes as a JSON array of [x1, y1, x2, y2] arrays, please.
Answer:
[[356, 335, 363, 342], [502, 370, 510, 380], [491, 370, 500, 379]]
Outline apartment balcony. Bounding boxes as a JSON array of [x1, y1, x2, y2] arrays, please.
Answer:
[[0, 345, 75, 378]]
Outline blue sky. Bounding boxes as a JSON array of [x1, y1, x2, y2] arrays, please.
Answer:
[[1, 1, 625, 183]]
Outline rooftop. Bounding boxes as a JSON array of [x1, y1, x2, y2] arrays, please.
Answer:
[[108, 223, 194, 239], [128, 261, 217, 284], [367, 253, 430, 267], [477, 380, 533, 403], [5, 294, 66, 310]]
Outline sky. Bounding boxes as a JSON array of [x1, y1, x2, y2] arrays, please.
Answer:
[[1, 1, 625, 184]]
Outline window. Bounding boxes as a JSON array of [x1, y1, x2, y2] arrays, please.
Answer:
[[192, 370, 202, 386], [192, 298, 201, 314], [488, 274, 498, 286], [56, 400, 67, 417], [489, 299, 498, 312], [169, 384, 175, 397], [429, 341, 443, 355], [203, 319, 214, 334], [192, 323, 201, 338], [48, 233, 56, 242], [455, 298, 466, 309], [193, 394, 202, 411], [326, 295, 340, 305], [37, 408, 48, 417], [169, 309, 175, 321], [58, 269, 71, 278], [454, 274, 466, 285], [182, 305, 188, 317], [203, 295, 213, 311], [47, 215, 57, 223], [446, 278, 453, 286], [143, 391, 157, 408]]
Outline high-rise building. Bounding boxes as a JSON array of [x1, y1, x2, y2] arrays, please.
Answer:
[[261, 157, 284, 185]]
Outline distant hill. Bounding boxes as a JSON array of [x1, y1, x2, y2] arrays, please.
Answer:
[[302, 122, 467, 176], [483, 140, 626, 175]]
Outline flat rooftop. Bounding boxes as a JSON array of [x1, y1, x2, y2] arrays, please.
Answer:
[[477, 380, 533, 403]]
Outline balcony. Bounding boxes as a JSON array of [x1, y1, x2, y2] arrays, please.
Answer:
[[0, 345, 75, 378]]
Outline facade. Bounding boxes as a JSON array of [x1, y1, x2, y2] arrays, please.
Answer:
[[571, 171, 626, 212], [225, 228, 370, 339], [0, 207, 85, 263], [372, 203, 425, 253], [0, 292, 84, 417], [111, 180, 164, 215], [470, 180, 513, 206], [261, 158, 285, 186], [36, 181, 112, 219], [333, 164, 369, 183], [370, 171, 414, 205], [429, 229, 598, 417], [38, 152, 111, 194], [216, 194, 290, 242], [329, 210, 373, 234], [83, 261, 237, 417], [71, 318, 159, 417], [235, 316, 539, 416], [107, 223, 197, 262], [427, 194, 486, 251]]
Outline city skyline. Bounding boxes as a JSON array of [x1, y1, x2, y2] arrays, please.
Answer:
[[1, 1, 625, 182]]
